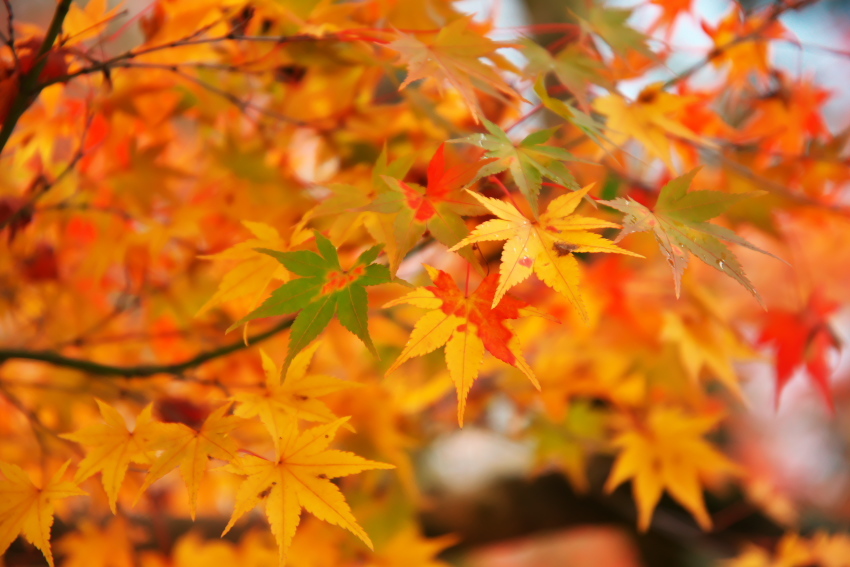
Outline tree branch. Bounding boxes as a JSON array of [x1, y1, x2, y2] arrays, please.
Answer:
[[0, 318, 293, 378], [0, 0, 72, 155], [661, 0, 822, 90]]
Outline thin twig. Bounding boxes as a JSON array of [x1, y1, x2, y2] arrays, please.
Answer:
[[2, 0, 17, 66], [0, 386, 84, 455], [36, 32, 342, 90], [0, 110, 96, 231], [113, 61, 306, 125], [661, 0, 822, 90]]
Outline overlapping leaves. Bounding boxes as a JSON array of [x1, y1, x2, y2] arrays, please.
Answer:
[[229, 233, 390, 369], [451, 186, 641, 318], [451, 118, 581, 217], [601, 169, 783, 303], [385, 265, 541, 425], [372, 143, 494, 269]]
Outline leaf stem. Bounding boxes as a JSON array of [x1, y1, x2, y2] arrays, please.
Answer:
[[488, 175, 522, 212]]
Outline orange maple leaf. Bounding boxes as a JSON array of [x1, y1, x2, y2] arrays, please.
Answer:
[[388, 16, 521, 122], [384, 265, 543, 426], [701, 5, 786, 87]]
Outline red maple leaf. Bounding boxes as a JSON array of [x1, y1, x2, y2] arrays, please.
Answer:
[[759, 290, 842, 411]]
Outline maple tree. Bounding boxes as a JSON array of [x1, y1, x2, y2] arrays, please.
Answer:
[[1, 0, 849, 565]]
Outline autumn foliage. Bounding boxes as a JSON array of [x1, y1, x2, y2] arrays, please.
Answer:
[[1, 0, 849, 565]]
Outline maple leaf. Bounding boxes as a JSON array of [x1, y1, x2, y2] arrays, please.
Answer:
[[0, 461, 86, 567], [522, 41, 612, 112], [372, 143, 495, 269], [592, 83, 708, 171], [450, 186, 641, 318], [368, 524, 458, 567], [223, 417, 394, 566], [534, 79, 614, 152], [56, 517, 135, 567], [135, 403, 242, 519], [580, 4, 654, 59], [61, 400, 165, 513], [312, 146, 415, 270], [726, 533, 816, 567], [384, 265, 541, 425], [197, 221, 311, 317], [387, 16, 521, 122], [63, 0, 124, 45], [758, 290, 841, 412], [701, 5, 786, 87], [234, 343, 356, 443], [648, 0, 693, 37], [661, 309, 754, 398], [450, 118, 581, 217], [741, 74, 831, 158], [605, 407, 739, 531], [601, 169, 783, 303], [229, 232, 391, 369]]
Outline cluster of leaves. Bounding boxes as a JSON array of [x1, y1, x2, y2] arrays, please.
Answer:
[[1, 0, 849, 565]]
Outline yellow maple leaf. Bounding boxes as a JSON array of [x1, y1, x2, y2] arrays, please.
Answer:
[[0, 461, 86, 567], [450, 186, 641, 319], [388, 16, 521, 122], [726, 531, 850, 567], [234, 344, 356, 446], [725, 533, 814, 567], [605, 406, 740, 531], [61, 400, 165, 513], [135, 403, 242, 519], [223, 417, 394, 566], [660, 310, 754, 399], [56, 517, 135, 567], [197, 220, 311, 317], [592, 84, 709, 171], [366, 524, 458, 567]]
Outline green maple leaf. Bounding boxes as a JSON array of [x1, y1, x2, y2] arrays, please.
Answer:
[[450, 119, 580, 217], [580, 4, 654, 59], [228, 232, 390, 368], [601, 169, 784, 304], [523, 40, 612, 112]]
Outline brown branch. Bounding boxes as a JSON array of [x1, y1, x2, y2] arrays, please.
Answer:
[[0, 317, 293, 378], [2, 0, 17, 66], [0, 0, 73, 154]]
